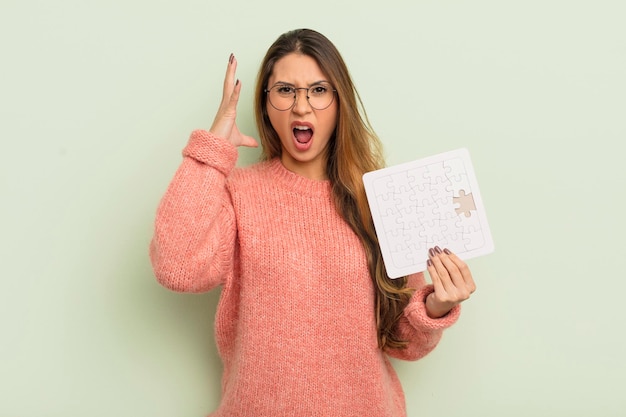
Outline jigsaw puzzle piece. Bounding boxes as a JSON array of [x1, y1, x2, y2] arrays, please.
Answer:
[[429, 179, 454, 207], [375, 190, 400, 217], [406, 166, 429, 192], [438, 210, 462, 236], [423, 162, 451, 185], [444, 231, 471, 253], [455, 211, 486, 251], [418, 218, 446, 246], [416, 198, 442, 223], [434, 194, 457, 219], [396, 206, 420, 230], [405, 244, 429, 268], [457, 208, 481, 232], [390, 244, 414, 269], [396, 209, 426, 249], [448, 174, 471, 196], [389, 171, 414, 193], [443, 157, 466, 182], [393, 187, 419, 215], [413, 183, 436, 207], [443, 158, 472, 195], [463, 226, 486, 251], [380, 210, 403, 237], [372, 176, 395, 197]]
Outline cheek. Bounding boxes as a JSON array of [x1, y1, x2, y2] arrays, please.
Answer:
[[322, 109, 339, 136], [267, 109, 288, 134]]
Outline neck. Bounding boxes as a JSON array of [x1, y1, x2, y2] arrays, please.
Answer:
[[280, 155, 328, 181]]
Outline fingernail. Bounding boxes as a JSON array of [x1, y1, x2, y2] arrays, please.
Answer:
[[435, 246, 442, 254], [429, 248, 435, 257], [427, 259, 433, 267], [235, 79, 239, 86], [229, 53, 234, 63], [444, 248, 451, 255]]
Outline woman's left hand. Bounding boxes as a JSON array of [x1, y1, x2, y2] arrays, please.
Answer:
[[425, 246, 476, 318]]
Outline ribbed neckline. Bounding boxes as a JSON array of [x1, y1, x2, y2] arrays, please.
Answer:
[[266, 158, 332, 198]]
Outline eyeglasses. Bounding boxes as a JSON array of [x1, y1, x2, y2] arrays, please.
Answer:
[[265, 82, 336, 111]]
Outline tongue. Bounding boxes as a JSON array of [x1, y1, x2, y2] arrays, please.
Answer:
[[294, 129, 313, 143]]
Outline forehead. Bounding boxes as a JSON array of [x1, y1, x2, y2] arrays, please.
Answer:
[[268, 53, 329, 85]]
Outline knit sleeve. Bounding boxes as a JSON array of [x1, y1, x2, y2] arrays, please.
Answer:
[[385, 272, 461, 361], [149, 130, 239, 293]]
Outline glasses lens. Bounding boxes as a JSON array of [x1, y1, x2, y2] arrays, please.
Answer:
[[308, 83, 335, 110], [268, 85, 295, 111]]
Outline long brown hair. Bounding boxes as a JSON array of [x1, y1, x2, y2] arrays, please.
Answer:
[[253, 29, 414, 350]]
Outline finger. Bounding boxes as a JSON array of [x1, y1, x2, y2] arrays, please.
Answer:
[[232, 124, 259, 148], [436, 249, 472, 302], [426, 258, 446, 296], [444, 248, 477, 293], [240, 135, 259, 148], [435, 247, 466, 290], [221, 53, 238, 102], [224, 53, 236, 84], [211, 79, 241, 139], [228, 78, 242, 108], [428, 247, 455, 293], [219, 76, 243, 122], [209, 55, 243, 143]]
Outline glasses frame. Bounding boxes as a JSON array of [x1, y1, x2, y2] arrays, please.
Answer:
[[264, 83, 337, 111]]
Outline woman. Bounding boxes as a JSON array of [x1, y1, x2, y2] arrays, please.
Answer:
[[150, 28, 476, 416]]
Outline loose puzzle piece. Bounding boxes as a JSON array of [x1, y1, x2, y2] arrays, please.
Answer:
[[363, 148, 494, 278]]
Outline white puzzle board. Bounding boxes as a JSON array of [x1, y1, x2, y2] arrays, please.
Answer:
[[363, 148, 494, 278]]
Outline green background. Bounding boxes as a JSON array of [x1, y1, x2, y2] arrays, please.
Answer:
[[1, 0, 624, 416]]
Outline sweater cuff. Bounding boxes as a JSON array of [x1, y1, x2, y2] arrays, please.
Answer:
[[182, 130, 238, 176], [403, 284, 461, 330]]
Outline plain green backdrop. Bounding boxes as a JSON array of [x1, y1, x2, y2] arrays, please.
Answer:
[[1, 0, 624, 416]]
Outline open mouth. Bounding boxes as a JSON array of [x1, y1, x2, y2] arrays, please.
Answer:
[[293, 125, 313, 144]]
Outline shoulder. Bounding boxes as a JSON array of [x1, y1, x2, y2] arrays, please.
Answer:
[[227, 159, 276, 190]]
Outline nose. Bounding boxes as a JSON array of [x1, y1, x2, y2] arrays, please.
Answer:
[[292, 88, 312, 114]]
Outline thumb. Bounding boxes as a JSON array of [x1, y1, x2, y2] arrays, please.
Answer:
[[231, 124, 258, 148], [240, 135, 259, 148]]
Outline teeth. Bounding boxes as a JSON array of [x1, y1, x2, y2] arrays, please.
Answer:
[[294, 126, 310, 130]]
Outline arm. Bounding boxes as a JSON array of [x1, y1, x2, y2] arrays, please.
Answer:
[[150, 54, 257, 292], [385, 273, 461, 361], [149, 131, 238, 293], [386, 247, 475, 360]]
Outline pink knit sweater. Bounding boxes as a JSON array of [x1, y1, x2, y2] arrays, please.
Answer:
[[150, 130, 461, 416]]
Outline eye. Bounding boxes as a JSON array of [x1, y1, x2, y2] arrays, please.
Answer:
[[310, 84, 329, 96], [275, 85, 295, 96]]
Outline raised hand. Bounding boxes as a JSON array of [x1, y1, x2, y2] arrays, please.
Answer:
[[425, 246, 476, 318], [209, 54, 258, 148]]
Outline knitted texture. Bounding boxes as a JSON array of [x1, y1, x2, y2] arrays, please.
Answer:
[[150, 130, 461, 417]]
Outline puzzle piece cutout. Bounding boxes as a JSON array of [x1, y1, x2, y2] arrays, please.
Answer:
[[363, 148, 494, 278], [453, 190, 476, 217]]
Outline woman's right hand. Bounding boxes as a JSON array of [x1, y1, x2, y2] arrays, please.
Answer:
[[209, 54, 258, 148]]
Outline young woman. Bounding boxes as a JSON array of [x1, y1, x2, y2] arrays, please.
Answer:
[[150, 28, 476, 416]]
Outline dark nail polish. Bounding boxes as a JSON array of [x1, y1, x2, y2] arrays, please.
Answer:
[[444, 248, 451, 255], [427, 259, 433, 267], [235, 79, 240, 86], [429, 248, 435, 257], [229, 53, 234, 63], [435, 246, 442, 254]]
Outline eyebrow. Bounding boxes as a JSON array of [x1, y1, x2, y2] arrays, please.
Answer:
[[271, 80, 330, 87]]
